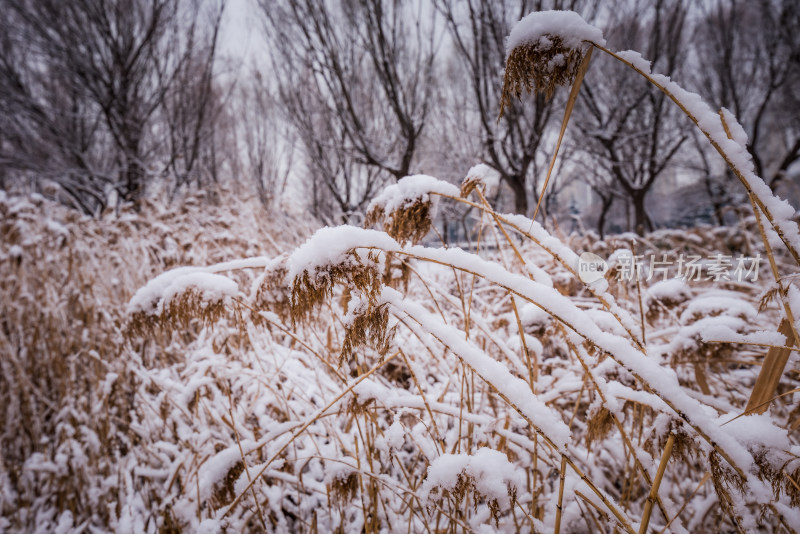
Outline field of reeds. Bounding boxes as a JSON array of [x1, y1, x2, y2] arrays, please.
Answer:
[[3, 9, 800, 534], [1, 174, 799, 533]]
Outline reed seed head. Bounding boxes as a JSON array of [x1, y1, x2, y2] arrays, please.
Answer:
[[289, 251, 383, 325], [709, 449, 746, 508], [253, 260, 292, 323], [460, 175, 483, 199], [365, 200, 432, 246], [500, 35, 586, 117], [329, 472, 359, 508], [126, 287, 229, 338], [586, 405, 614, 446], [341, 300, 393, 365]]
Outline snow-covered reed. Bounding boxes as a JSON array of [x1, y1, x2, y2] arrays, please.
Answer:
[[3, 9, 800, 534]]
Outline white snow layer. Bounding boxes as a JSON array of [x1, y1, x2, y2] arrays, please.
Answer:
[[506, 10, 606, 56], [615, 44, 800, 257], [285, 225, 398, 281], [127, 256, 271, 315], [127, 269, 239, 315], [366, 174, 459, 215], [421, 447, 524, 507]]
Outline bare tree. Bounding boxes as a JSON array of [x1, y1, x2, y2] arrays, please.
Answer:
[[693, 0, 800, 196], [0, 0, 225, 213], [231, 69, 296, 210], [0, 6, 113, 213], [575, 0, 690, 235], [435, 0, 597, 217], [258, 0, 440, 223], [161, 2, 227, 194]]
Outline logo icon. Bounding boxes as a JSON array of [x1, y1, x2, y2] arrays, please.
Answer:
[[577, 252, 608, 284]]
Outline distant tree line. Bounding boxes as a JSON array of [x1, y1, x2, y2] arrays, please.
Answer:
[[1, 0, 798, 234]]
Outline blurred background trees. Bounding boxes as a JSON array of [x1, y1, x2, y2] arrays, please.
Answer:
[[0, 0, 226, 214], [0, 0, 797, 233], [574, 0, 690, 236], [691, 0, 800, 224], [257, 0, 440, 224]]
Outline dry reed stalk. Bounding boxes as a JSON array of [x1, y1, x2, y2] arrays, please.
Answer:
[[240, 299, 347, 383], [398, 349, 444, 454], [531, 47, 593, 224], [474, 188, 527, 269], [391, 246, 745, 484], [658, 471, 710, 534], [456, 364, 466, 455], [630, 240, 647, 347], [638, 433, 674, 534], [744, 196, 800, 411], [694, 363, 712, 396], [394, 314, 638, 533], [575, 491, 609, 531], [561, 331, 671, 521], [221, 350, 402, 519], [227, 391, 268, 530], [567, 373, 589, 428], [715, 104, 800, 418], [511, 293, 537, 388], [431, 191, 646, 351], [719, 110, 800, 343], [472, 188, 538, 387], [554, 455, 567, 534], [745, 318, 796, 415]]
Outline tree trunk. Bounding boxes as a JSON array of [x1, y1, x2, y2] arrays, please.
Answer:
[[597, 194, 613, 240], [632, 190, 648, 236], [505, 175, 528, 216], [122, 132, 144, 204]]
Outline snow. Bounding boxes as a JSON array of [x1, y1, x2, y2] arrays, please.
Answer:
[[6, 64, 800, 528], [127, 269, 238, 315], [384, 420, 406, 451], [519, 302, 551, 329], [506, 10, 606, 56], [700, 325, 787, 346], [719, 413, 790, 449], [127, 266, 205, 314], [161, 272, 239, 305], [387, 243, 785, 476], [464, 163, 500, 196], [421, 448, 524, 508], [789, 285, 800, 334], [720, 107, 748, 148], [366, 174, 459, 215], [383, 286, 572, 449], [615, 47, 800, 258], [679, 294, 757, 323], [616, 50, 652, 74], [646, 279, 692, 304], [198, 446, 243, 501], [285, 225, 398, 281], [127, 256, 272, 315], [352, 377, 389, 403]]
